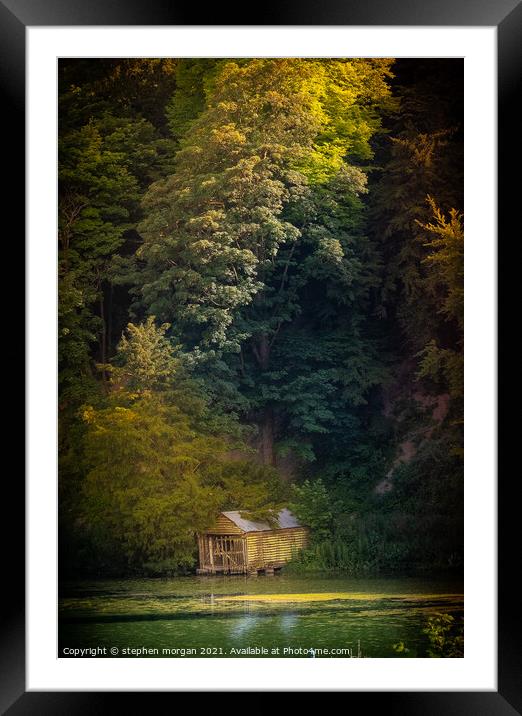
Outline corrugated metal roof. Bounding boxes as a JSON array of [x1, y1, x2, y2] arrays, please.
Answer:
[[221, 508, 302, 533]]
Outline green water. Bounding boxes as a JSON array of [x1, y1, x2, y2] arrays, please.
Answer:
[[59, 574, 463, 658]]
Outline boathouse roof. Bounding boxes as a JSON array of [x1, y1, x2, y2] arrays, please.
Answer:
[[221, 508, 301, 533]]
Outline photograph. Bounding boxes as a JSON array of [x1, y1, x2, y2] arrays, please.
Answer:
[[57, 56, 465, 660], [0, 0, 510, 701]]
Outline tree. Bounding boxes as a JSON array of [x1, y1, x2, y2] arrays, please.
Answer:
[[75, 385, 287, 573], [136, 58, 394, 463], [423, 613, 464, 657], [60, 315, 287, 574], [58, 118, 140, 398], [57, 58, 465, 579], [113, 317, 181, 392], [80, 393, 222, 570], [416, 198, 464, 410], [367, 59, 464, 466], [289, 479, 333, 542], [58, 60, 178, 404], [370, 60, 463, 346]]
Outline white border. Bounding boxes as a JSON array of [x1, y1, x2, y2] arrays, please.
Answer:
[[27, 26, 497, 691]]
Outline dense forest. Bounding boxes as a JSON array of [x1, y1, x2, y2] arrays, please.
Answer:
[[58, 58, 463, 577]]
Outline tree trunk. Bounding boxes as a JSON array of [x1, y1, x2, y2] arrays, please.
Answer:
[[99, 293, 107, 386], [260, 405, 275, 466], [258, 334, 270, 370], [107, 283, 113, 358], [252, 333, 275, 464], [253, 333, 271, 370]]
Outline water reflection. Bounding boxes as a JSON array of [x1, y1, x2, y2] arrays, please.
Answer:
[[59, 575, 463, 658], [230, 614, 261, 638], [279, 613, 298, 633]]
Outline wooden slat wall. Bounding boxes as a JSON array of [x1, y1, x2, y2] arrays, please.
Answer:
[[199, 517, 308, 572], [246, 528, 308, 568], [246, 532, 262, 565], [197, 534, 205, 567], [204, 514, 244, 535]]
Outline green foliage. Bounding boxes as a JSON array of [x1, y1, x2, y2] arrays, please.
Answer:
[[286, 540, 354, 573], [392, 612, 463, 657], [58, 60, 177, 406], [289, 479, 333, 541], [80, 392, 222, 570], [58, 59, 464, 579], [392, 641, 410, 655], [370, 60, 462, 358], [60, 315, 284, 575], [139, 59, 392, 349], [287, 520, 414, 575], [415, 199, 464, 406], [113, 317, 181, 392], [65, 386, 284, 574], [165, 59, 219, 139], [287, 433, 463, 575], [59, 59, 178, 135], [423, 613, 464, 657], [58, 117, 141, 398], [418, 198, 464, 329], [137, 59, 393, 463]]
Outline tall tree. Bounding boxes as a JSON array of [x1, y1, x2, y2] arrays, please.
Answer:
[[58, 59, 177, 403], [370, 59, 463, 357], [416, 199, 464, 419], [137, 58, 393, 463], [63, 318, 286, 574]]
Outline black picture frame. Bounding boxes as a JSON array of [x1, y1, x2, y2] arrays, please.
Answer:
[[3, 0, 519, 710]]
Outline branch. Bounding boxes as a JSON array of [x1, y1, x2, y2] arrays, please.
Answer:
[[269, 321, 283, 350], [277, 242, 297, 295]]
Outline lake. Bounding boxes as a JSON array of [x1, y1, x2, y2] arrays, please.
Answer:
[[59, 574, 463, 658]]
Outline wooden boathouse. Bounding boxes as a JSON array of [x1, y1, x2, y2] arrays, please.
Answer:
[[197, 509, 308, 575]]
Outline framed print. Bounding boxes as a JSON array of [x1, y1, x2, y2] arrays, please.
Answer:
[[2, 0, 519, 709]]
